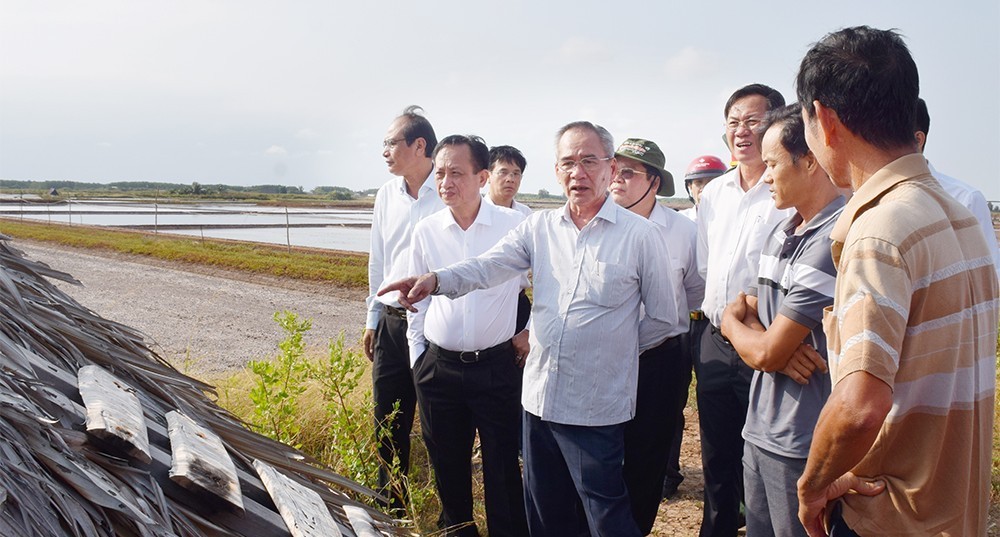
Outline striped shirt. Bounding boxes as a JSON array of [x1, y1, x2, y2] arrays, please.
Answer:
[[743, 196, 843, 458], [825, 154, 998, 535]]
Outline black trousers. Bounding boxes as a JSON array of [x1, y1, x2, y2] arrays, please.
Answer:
[[414, 341, 527, 537], [665, 317, 705, 491], [623, 335, 687, 534], [372, 306, 417, 511], [695, 325, 753, 537]]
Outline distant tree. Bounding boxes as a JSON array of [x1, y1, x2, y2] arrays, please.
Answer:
[[538, 188, 550, 198], [191, 182, 202, 195]]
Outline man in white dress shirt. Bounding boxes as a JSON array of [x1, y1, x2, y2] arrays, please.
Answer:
[[914, 97, 1000, 281], [380, 121, 679, 537], [609, 138, 704, 534], [363, 105, 444, 511], [407, 135, 528, 537], [696, 84, 791, 537]]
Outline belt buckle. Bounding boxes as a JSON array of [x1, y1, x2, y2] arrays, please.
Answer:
[[459, 350, 480, 364]]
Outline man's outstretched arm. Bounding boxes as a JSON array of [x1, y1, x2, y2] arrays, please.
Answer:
[[378, 272, 438, 312]]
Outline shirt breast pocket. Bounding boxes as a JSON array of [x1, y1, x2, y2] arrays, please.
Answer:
[[585, 261, 633, 308]]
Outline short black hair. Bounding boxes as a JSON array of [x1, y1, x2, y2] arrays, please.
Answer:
[[914, 97, 930, 135], [488, 145, 527, 173], [796, 26, 919, 150], [724, 84, 785, 118], [432, 134, 490, 173], [397, 105, 438, 158], [760, 104, 810, 163]]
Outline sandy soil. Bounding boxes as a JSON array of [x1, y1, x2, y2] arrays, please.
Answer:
[[13, 239, 368, 374]]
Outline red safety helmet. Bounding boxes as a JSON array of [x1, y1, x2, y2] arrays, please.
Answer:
[[683, 155, 729, 202]]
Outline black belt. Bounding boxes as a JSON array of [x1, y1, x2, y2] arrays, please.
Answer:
[[641, 333, 684, 359], [428, 340, 513, 364], [709, 324, 733, 347], [384, 304, 407, 320]]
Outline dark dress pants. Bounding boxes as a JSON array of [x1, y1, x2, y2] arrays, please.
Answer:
[[414, 342, 527, 537], [523, 412, 641, 537], [623, 335, 686, 534], [664, 316, 705, 495], [694, 325, 753, 537], [372, 307, 417, 511]]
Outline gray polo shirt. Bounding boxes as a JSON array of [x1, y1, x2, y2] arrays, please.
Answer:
[[743, 196, 844, 458]]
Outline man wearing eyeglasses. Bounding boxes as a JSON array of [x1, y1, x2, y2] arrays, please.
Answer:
[[609, 138, 704, 534], [364, 105, 444, 513], [379, 121, 679, 536], [695, 84, 792, 537]]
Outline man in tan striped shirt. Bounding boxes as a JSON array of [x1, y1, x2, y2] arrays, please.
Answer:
[[794, 26, 999, 536]]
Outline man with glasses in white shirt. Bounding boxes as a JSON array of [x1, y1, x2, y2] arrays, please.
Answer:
[[695, 84, 792, 537], [364, 105, 444, 513], [407, 135, 528, 537], [380, 121, 679, 537]]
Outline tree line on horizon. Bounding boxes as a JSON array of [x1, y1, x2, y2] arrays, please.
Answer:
[[0, 180, 576, 202]]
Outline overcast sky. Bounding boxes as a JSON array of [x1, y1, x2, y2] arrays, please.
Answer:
[[1, 1, 998, 199]]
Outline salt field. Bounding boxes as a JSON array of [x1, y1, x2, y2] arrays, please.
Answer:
[[0, 200, 373, 252]]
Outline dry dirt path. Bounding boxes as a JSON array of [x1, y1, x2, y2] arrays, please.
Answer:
[[13, 239, 367, 375]]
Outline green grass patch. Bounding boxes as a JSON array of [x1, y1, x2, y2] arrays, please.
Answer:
[[0, 218, 368, 288]]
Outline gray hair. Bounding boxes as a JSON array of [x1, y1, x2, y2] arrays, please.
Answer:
[[555, 121, 614, 157]]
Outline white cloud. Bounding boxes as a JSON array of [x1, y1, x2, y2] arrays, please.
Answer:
[[265, 145, 288, 156], [664, 46, 720, 80], [97, 142, 112, 148], [316, 149, 334, 156]]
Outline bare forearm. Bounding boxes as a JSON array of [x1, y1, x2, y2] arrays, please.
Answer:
[[799, 373, 891, 494]]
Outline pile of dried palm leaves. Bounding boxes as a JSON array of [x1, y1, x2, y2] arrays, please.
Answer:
[[0, 234, 404, 537]]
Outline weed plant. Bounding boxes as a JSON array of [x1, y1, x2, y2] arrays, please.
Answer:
[[217, 311, 441, 532]]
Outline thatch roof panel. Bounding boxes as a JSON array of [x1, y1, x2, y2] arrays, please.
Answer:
[[0, 238, 403, 536]]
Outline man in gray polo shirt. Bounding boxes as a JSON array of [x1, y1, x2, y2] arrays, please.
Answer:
[[719, 104, 845, 537]]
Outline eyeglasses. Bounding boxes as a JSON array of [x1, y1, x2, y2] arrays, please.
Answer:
[[382, 137, 406, 149], [615, 168, 648, 180], [725, 117, 763, 132], [493, 169, 522, 180], [557, 156, 612, 174]]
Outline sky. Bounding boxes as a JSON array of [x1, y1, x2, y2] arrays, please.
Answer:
[[1, 1, 998, 199]]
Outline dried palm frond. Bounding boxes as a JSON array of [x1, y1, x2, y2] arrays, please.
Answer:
[[0, 237, 406, 536]]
